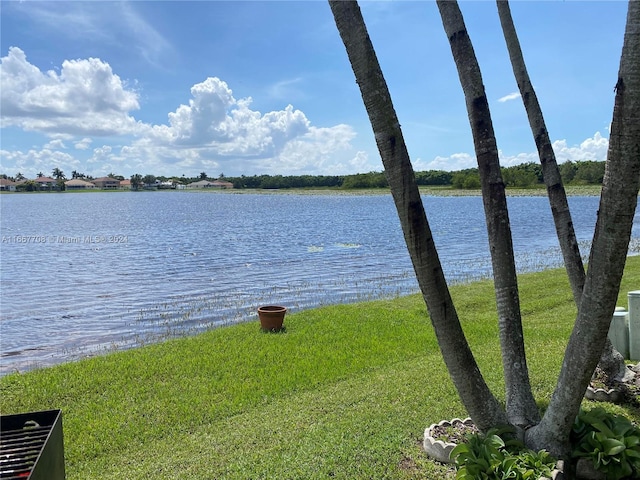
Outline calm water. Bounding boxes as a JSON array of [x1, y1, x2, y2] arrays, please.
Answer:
[[1, 191, 638, 375]]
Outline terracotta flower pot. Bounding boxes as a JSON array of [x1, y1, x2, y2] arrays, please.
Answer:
[[258, 305, 287, 332]]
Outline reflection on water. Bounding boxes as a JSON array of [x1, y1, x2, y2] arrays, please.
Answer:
[[0, 192, 638, 374]]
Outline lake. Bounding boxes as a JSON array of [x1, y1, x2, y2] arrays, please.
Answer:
[[1, 191, 638, 375]]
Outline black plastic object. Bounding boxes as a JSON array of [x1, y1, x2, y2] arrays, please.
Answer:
[[0, 409, 65, 479]]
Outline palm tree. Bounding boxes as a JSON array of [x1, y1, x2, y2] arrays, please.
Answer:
[[199, 172, 208, 180], [52, 167, 65, 180], [436, 0, 539, 428], [130, 174, 143, 191], [497, 0, 583, 303], [329, 0, 640, 457], [15, 172, 25, 181]]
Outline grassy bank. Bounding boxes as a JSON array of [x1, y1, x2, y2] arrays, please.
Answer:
[[1, 258, 639, 479]]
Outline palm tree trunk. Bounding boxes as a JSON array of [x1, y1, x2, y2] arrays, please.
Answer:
[[497, 0, 629, 384], [328, 0, 508, 431], [527, 0, 640, 456], [496, 0, 585, 304], [436, 0, 539, 428]]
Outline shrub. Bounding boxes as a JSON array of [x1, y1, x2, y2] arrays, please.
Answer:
[[571, 408, 640, 479], [451, 426, 556, 480]]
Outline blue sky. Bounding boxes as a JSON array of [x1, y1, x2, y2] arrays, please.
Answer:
[[0, 1, 629, 179]]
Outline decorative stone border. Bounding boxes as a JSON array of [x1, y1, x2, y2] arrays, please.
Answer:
[[585, 385, 624, 403], [584, 364, 636, 404], [423, 417, 474, 464]]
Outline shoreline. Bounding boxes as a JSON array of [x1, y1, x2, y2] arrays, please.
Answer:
[[3, 251, 640, 378], [0, 184, 605, 197]]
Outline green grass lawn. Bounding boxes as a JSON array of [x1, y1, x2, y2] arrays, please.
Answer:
[[1, 257, 639, 479]]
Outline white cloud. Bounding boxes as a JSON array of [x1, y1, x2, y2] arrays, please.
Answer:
[[274, 124, 357, 173], [146, 77, 312, 155], [268, 77, 305, 101], [164, 77, 238, 145], [88, 145, 113, 165], [498, 92, 521, 103], [127, 76, 360, 175], [18, 3, 98, 36], [74, 138, 92, 150], [499, 133, 608, 166], [0, 47, 141, 136], [43, 139, 66, 150], [551, 132, 609, 163], [0, 148, 81, 178], [499, 150, 539, 167], [11, 2, 172, 68], [350, 151, 370, 171], [418, 152, 476, 172], [0, 51, 363, 177], [415, 132, 609, 172], [119, 2, 173, 67], [0, 41, 611, 180], [119, 143, 213, 177]]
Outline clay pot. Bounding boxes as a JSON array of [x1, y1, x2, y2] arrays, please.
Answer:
[[257, 305, 287, 332]]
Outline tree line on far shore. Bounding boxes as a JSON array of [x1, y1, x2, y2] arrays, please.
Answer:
[[1, 160, 605, 191], [227, 160, 604, 189]]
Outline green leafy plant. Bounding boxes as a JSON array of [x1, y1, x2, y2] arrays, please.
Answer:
[[451, 427, 511, 479], [571, 408, 640, 479], [502, 449, 557, 480], [451, 426, 556, 480]]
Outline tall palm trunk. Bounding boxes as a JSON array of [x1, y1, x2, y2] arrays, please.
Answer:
[[328, 0, 508, 431], [496, 0, 585, 304], [496, 0, 629, 383], [436, 0, 539, 428], [527, 0, 640, 455]]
